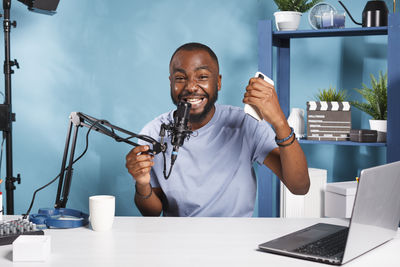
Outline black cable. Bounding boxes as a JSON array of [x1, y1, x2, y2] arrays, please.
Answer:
[[22, 173, 61, 219], [338, 1, 362, 25], [22, 120, 102, 218], [71, 119, 96, 164], [162, 150, 174, 179]]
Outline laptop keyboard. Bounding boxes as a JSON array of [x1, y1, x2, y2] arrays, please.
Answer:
[[294, 228, 349, 258]]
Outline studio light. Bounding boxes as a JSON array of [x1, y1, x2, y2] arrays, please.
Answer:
[[17, 0, 60, 15]]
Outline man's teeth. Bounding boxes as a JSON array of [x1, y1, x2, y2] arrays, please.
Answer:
[[187, 98, 203, 104]]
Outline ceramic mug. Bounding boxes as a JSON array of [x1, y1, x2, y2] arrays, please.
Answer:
[[89, 195, 115, 231]]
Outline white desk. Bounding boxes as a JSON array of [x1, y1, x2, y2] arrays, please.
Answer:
[[0, 216, 399, 266]]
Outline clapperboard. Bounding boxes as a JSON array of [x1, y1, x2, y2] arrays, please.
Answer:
[[307, 101, 351, 141]]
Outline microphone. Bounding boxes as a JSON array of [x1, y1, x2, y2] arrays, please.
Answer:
[[170, 101, 192, 163], [158, 100, 192, 179]]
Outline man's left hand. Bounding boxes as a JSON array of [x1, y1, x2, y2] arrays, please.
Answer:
[[243, 77, 286, 129]]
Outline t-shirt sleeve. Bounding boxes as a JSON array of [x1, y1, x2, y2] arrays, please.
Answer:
[[245, 118, 278, 165]]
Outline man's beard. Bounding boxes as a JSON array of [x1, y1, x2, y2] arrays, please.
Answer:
[[171, 86, 218, 124]]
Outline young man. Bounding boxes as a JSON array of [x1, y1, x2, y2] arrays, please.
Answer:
[[126, 43, 309, 216]]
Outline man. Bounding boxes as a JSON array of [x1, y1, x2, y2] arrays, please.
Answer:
[[126, 42, 309, 217]]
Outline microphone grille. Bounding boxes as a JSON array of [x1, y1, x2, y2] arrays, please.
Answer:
[[176, 101, 191, 119]]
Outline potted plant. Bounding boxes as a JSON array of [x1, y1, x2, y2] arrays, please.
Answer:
[[307, 86, 351, 141], [314, 86, 348, 102], [351, 71, 387, 142], [273, 0, 322, 31]]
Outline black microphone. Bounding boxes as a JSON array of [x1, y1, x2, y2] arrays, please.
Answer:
[[170, 101, 192, 163]]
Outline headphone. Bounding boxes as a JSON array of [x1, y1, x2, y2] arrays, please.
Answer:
[[29, 208, 89, 229]]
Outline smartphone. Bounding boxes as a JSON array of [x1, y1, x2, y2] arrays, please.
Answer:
[[244, 72, 274, 121]]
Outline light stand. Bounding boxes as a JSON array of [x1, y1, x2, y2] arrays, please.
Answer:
[[1, 0, 60, 214], [2, 0, 20, 215]]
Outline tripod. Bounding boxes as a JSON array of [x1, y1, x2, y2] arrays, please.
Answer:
[[0, 0, 60, 214]]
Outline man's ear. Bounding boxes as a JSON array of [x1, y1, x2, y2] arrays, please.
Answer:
[[218, 74, 222, 91]]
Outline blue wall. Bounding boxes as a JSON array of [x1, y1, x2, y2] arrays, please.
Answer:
[[0, 0, 389, 216]]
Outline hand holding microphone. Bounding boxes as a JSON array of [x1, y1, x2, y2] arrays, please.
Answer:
[[126, 101, 192, 181], [125, 145, 154, 185]]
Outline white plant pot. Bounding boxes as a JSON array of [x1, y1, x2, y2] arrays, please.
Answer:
[[274, 11, 302, 31], [369, 119, 387, 142], [369, 119, 387, 132]]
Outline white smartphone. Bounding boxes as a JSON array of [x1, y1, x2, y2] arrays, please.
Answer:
[[244, 71, 275, 121]]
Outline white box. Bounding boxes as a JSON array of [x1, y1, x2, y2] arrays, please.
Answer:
[[305, 168, 327, 217], [0, 193, 3, 221], [13, 235, 51, 262], [325, 181, 358, 218], [281, 168, 327, 218]]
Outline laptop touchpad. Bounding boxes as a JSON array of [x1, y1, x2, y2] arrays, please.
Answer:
[[260, 223, 345, 251]]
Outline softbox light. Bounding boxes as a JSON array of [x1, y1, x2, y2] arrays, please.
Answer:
[[17, 0, 60, 15]]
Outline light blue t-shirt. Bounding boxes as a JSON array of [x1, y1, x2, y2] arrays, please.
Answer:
[[138, 104, 277, 217]]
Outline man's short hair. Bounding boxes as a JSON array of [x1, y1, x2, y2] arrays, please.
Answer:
[[170, 42, 219, 68]]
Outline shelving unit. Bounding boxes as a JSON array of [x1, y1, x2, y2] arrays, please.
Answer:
[[298, 139, 386, 146], [257, 14, 400, 217]]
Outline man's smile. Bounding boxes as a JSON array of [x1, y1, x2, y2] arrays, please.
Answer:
[[180, 95, 208, 110]]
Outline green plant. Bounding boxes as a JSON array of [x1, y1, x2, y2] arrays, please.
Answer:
[[315, 86, 348, 102], [351, 71, 387, 120], [273, 0, 322, 12]]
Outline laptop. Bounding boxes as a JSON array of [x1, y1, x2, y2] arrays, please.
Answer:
[[258, 161, 400, 265]]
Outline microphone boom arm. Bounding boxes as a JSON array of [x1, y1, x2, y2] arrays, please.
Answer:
[[54, 112, 166, 209]]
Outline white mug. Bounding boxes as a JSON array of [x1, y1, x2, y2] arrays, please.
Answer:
[[89, 195, 115, 231]]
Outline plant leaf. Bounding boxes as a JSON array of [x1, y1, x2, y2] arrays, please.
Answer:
[[351, 71, 387, 120], [274, 0, 322, 12]]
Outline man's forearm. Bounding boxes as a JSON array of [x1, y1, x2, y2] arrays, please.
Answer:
[[278, 140, 310, 195], [266, 122, 310, 195], [134, 184, 163, 216]]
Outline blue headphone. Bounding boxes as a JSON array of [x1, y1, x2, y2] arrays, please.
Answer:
[[29, 208, 89, 229]]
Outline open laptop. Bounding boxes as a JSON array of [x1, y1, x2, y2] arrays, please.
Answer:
[[258, 161, 400, 265]]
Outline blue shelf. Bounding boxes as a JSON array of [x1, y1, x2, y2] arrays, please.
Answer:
[[257, 14, 400, 218], [273, 26, 388, 39], [298, 139, 386, 147]]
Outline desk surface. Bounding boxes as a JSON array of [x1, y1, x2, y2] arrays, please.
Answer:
[[0, 216, 399, 267]]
